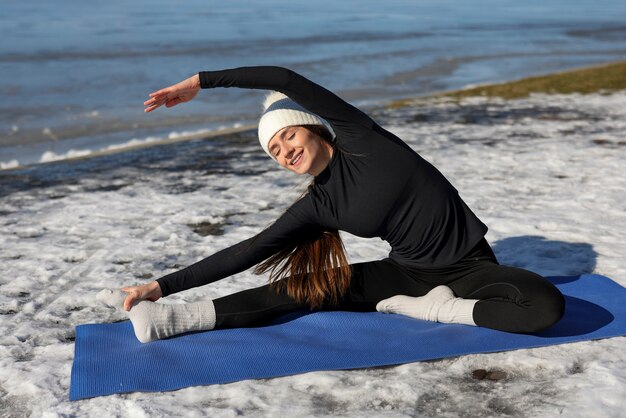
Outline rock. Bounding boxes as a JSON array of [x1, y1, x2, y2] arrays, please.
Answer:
[[486, 370, 507, 381], [471, 369, 507, 381], [472, 369, 488, 380]]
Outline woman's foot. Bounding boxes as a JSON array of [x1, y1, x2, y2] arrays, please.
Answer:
[[97, 289, 216, 343], [376, 285, 477, 326]]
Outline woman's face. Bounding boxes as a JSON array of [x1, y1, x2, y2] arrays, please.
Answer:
[[268, 126, 333, 176]]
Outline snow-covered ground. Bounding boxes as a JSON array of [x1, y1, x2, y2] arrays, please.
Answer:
[[0, 91, 625, 417]]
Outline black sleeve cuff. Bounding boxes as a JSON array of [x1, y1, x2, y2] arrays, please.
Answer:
[[198, 71, 212, 89], [155, 277, 171, 297]]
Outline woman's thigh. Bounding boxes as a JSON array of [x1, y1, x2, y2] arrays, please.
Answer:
[[446, 262, 560, 302]]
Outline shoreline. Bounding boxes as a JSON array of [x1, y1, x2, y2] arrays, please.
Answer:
[[387, 59, 626, 107], [0, 124, 257, 172], [3, 59, 626, 173]]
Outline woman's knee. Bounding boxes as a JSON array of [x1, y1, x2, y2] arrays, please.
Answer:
[[470, 266, 566, 333], [522, 282, 565, 333]]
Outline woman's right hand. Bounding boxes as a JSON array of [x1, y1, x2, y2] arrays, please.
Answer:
[[143, 74, 201, 113], [120, 281, 163, 311]]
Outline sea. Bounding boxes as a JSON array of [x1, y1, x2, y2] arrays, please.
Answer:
[[1, 0, 626, 168]]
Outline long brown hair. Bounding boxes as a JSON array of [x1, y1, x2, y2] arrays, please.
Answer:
[[253, 125, 352, 309]]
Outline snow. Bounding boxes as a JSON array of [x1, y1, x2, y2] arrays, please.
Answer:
[[0, 91, 625, 416]]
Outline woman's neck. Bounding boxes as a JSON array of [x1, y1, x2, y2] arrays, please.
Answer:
[[312, 141, 335, 178]]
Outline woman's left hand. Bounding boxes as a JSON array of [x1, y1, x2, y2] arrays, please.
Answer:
[[143, 74, 201, 113], [120, 281, 163, 311]]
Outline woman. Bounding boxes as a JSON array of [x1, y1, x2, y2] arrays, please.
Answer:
[[98, 66, 565, 343]]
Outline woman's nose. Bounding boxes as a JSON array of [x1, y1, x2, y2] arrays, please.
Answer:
[[284, 145, 295, 159]]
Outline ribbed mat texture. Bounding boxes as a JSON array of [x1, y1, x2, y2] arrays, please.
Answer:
[[70, 274, 626, 400]]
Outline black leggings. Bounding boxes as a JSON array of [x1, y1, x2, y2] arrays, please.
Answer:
[[213, 239, 565, 334]]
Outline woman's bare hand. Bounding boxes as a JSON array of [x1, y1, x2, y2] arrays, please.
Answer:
[[120, 281, 163, 311], [143, 74, 201, 113]]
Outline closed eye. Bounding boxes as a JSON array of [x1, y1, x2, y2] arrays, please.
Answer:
[[274, 132, 296, 158]]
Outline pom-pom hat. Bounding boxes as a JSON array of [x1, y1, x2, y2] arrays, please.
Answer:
[[258, 91, 335, 160]]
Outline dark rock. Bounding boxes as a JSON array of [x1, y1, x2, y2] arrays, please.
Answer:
[[472, 369, 488, 380]]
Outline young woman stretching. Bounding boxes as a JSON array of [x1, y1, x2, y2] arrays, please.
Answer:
[[98, 66, 565, 343]]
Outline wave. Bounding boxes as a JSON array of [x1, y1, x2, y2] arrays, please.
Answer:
[[0, 124, 255, 171]]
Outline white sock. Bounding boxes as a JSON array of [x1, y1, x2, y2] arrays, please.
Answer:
[[376, 285, 477, 326], [97, 289, 217, 343]]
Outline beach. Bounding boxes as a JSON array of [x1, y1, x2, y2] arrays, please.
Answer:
[[2, 0, 626, 415], [1, 62, 625, 415]]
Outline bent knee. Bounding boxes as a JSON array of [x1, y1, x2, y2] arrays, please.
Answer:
[[522, 289, 565, 333]]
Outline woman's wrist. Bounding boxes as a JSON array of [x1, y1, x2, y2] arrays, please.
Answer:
[[151, 280, 163, 297], [191, 74, 201, 89]]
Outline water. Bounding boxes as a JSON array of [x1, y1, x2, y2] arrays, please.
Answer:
[[1, 0, 626, 167]]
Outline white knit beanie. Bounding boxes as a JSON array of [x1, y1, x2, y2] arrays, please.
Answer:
[[258, 91, 335, 160]]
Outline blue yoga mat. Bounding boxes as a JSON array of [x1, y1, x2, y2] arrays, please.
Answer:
[[70, 274, 626, 400]]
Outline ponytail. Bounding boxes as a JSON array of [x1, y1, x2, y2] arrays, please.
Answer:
[[254, 225, 351, 309]]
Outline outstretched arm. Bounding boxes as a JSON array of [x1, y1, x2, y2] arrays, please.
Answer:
[[198, 66, 373, 132], [144, 66, 374, 138], [154, 197, 320, 297]]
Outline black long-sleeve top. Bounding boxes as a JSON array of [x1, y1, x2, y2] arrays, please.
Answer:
[[156, 66, 488, 297]]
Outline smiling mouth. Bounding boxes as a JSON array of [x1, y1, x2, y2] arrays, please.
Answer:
[[291, 151, 303, 166]]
